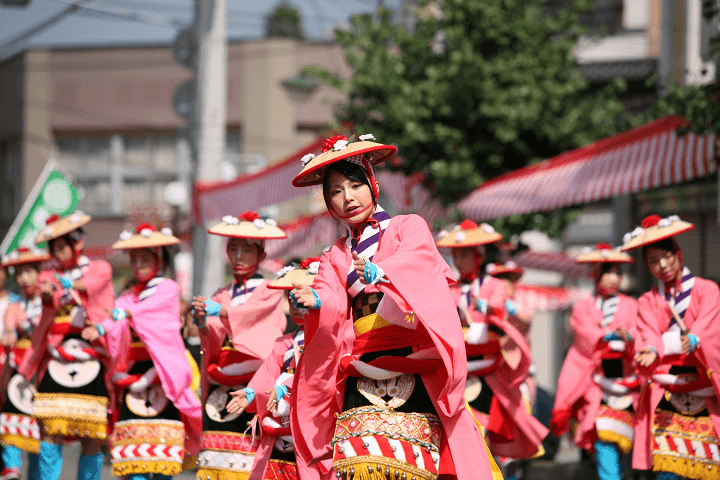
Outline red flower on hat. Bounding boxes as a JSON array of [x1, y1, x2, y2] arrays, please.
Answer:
[[460, 219, 478, 230], [299, 256, 321, 269], [136, 223, 155, 233], [239, 211, 260, 222], [17, 246, 30, 253], [46, 214, 61, 225], [596, 242, 613, 250], [641, 215, 662, 229], [322, 135, 348, 153]]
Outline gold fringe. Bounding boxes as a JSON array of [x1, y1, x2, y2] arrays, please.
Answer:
[[39, 418, 108, 439], [1, 433, 40, 454], [465, 400, 506, 480], [653, 453, 720, 480], [196, 468, 250, 480], [112, 459, 182, 476], [334, 457, 437, 480], [597, 430, 633, 455]]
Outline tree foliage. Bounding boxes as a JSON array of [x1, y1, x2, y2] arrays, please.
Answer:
[[306, 0, 630, 236], [265, 1, 304, 40]]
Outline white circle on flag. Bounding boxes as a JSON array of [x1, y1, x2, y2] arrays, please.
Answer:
[[43, 179, 73, 212], [32, 207, 49, 229]]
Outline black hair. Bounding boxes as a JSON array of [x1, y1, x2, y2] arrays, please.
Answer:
[[595, 262, 620, 282], [48, 228, 85, 254], [641, 238, 678, 261], [321, 160, 376, 216]]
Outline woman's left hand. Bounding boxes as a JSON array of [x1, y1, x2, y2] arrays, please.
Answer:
[[266, 387, 278, 412], [290, 283, 319, 308], [352, 252, 366, 284], [81, 325, 100, 342]]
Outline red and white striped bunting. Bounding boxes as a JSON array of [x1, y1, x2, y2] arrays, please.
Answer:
[[459, 116, 718, 220]]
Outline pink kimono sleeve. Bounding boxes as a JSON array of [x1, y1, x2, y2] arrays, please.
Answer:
[[636, 292, 666, 364], [247, 334, 291, 414], [570, 301, 606, 354]]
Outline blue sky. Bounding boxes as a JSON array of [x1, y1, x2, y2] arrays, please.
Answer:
[[0, 0, 401, 58]]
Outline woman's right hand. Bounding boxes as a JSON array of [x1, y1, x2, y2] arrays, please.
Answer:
[[192, 296, 207, 328], [635, 346, 658, 367], [81, 325, 100, 342], [227, 389, 249, 415], [290, 283, 319, 309], [40, 279, 55, 302]]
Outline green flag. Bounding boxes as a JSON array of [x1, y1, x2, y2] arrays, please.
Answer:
[[1, 160, 79, 255]]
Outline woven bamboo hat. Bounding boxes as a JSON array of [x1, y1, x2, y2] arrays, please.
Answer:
[[208, 212, 286, 240], [292, 134, 397, 188], [268, 257, 320, 290], [112, 223, 180, 250], [35, 211, 91, 245], [436, 219, 503, 248], [486, 261, 524, 282], [576, 242, 634, 264], [620, 215, 694, 252], [2, 246, 50, 267]]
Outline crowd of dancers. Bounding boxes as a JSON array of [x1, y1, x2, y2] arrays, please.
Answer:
[[0, 134, 717, 480]]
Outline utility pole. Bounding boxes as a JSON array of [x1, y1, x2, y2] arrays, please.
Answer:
[[192, 0, 228, 297]]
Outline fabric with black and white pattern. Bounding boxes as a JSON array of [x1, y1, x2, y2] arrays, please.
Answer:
[[282, 329, 305, 372], [458, 277, 484, 326], [595, 295, 619, 329], [658, 266, 695, 327], [230, 273, 266, 306], [138, 276, 166, 301], [345, 205, 392, 298]]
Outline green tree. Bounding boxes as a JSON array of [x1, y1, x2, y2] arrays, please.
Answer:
[[265, 1, 304, 40], [306, 0, 630, 236]]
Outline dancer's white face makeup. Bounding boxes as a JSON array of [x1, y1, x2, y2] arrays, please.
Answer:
[[596, 265, 621, 296], [645, 247, 681, 283], [325, 170, 376, 226], [16, 264, 40, 298], [226, 238, 265, 277], [130, 249, 159, 283], [451, 247, 484, 277]]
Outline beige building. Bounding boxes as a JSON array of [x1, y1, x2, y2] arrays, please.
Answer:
[[0, 38, 349, 248]]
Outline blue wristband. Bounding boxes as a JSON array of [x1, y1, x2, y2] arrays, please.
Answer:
[[604, 331, 620, 342], [59, 276, 73, 289], [364, 261, 379, 284], [96, 323, 106, 336], [242, 387, 255, 405], [204, 299, 222, 317], [111, 308, 127, 322], [273, 384, 289, 401], [687, 334, 699, 352], [505, 299, 517, 316], [476, 299, 488, 315], [310, 288, 321, 309]]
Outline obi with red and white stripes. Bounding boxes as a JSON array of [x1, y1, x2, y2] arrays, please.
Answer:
[[332, 406, 442, 480], [111, 419, 186, 476]]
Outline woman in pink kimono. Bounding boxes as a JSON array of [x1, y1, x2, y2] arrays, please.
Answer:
[[80, 223, 203, 479], [226, 256, 320, 480], [622, 215, 720, 480], [550, 243, 639, 480], [289, 134, 501, 480], [0, 247, 49, 480], [20, 211, 115, 480], [436, 222, 548, 462], [192, 212, 287, 480]]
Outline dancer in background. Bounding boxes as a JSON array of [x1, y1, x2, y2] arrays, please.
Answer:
[[226, 256, 320, 480], [623, 215, 720, 480], [0, 247, 49, 480], [192, 212, 287, 480], [436, 222, 548, 466], [84, 224, 202, 479], [551, 243, 638, 480], [20, 211, 115, 480], [290, 134, 501, 480]]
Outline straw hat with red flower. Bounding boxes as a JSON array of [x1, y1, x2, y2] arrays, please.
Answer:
[[576, 242, 634, 264], [436, 219, 503, 248], [2, 246, 51, 267], [620, 214, 694, 252], [208, 211, 286, 240], [486, 261, 524, 282], [35, 211, 91, 245], [268, 256, 321, 290], [112, 223, 180, 250]]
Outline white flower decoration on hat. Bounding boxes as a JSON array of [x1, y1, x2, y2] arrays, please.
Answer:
[[452, 225, 461, 231], [359, 134, 376, 141], [9, 251, 19, 260], [43, 227, 52, 236], [437, 229, 449, 240], [140, 228, 153, 238], [301, 153, 315, 166], [600, 249, 611, 259], [265, 218, 278, 227], [486, 263, 497, 274], [253, 218, 266, 229], [119, 230, 133, 241], [332, 139, 349, 151], [623, 232, 632, 244], [277, 265, 296, 277], [69, 213, 80, 224], [161, 227, 173, 236], [667, 215, 680, 222], [454, 232, 467, 242], [581, 247, 592, 255], [308, 261, 320, 275], [222, 215, 239, 225], [658, 218, 671, 228], [506, 261, 517, 268], [480, 223, 495, 234], [631, 226, 644, 238]]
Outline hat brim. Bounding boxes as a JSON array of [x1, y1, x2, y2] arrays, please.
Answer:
[[292, 141, 397, 187], [35, 213, 92, 244], [575, 251, 634, 264], [208, 221, 287, 240], [489, 267, 524, 282], [620, 221, 694, 252], [112, 232, 181, 250], [2, 252, 51, 267], [436, 229, 503, 248], [268, 269, 316, 289]]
